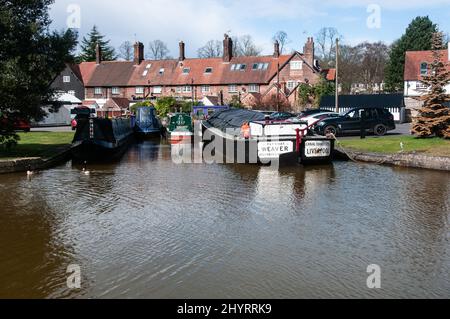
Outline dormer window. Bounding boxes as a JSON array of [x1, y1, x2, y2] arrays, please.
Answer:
[[146, 64, 152, 69], [204, 67, 213, 74], [182, 67, 190, 74], [159, 68, 165, 75], [420, 62, 428, 76]]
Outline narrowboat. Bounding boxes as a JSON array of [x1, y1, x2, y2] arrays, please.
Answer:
[[71, 117, 134, 162], [134, 106, 163, 138], [167, 113, 194, 144], [202, 109, 335, 165]]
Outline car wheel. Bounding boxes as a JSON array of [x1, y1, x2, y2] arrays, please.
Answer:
[[374, 124, 387, 136], [324, 125, 338, 136]]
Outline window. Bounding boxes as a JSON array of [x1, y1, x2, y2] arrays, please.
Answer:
[[248, 84, 259, 93], [228, 85, 237, 93], [182, 68, 190, 74], [204, 67, 213, 74], [176, 86, 183, 93], [290, 61, 303, 70], [420, 62, 428, 76], [63, 76, 71, 83], [153, 86, 162, 94], [416, 82, 428, 89], [136, 87, 144, 94], [239, 64, 246, 71], [202, 85, 210, 93], [146, 63, 152, 69], [252, 63, 269, 71], [94, 87, 102, 95], [142, 70, 148, 77], [183, 86, 192, 93], [112, 87, 120, 95], [159, 68, 165, 75], [287, 81, 296, 90], [68, 90, 75, 96]]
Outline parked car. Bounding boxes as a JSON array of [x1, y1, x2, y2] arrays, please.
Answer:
[[301, 112, 340, 127], [314, 107, 396, 137], [299, 109, 330, 118], [0, 115, 31, 132], [270, 112, 298, 121]]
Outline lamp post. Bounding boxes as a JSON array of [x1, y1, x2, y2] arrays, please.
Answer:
[[335, 38, 339, 114]]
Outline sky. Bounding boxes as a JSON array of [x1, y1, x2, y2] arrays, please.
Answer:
[[49, 0, 450, 57]]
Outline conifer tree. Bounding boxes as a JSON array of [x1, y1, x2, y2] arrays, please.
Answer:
[[79, 25, 116, 62], [412, 32, 450, 139]]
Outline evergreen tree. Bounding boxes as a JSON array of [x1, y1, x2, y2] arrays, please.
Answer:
[[79, 25, 116, 62], [0, 0, 78, 147], [385, 16, 437, 92], [412, 32, 450, 139]]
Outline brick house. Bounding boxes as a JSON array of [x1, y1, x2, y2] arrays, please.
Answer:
[[404, 45, 450, 119], [75, 35, 334, 112]]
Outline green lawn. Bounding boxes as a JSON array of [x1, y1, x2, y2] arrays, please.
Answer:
[[339, 136, 450, 157], [0, 132, 74, 159]]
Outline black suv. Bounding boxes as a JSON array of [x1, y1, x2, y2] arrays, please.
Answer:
[[314, 108, 396, 136]]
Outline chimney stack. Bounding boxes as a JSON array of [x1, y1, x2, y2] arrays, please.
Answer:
[[223, 34, 233, 62], [303, 37, 314, 66], [96, 43, 102, 64], [274, 40, 280, 58], [179, 41, 186, 61], [134, 42, 144, 65]]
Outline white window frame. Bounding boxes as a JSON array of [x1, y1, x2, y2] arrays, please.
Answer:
[[94, 87, 102, 95], [183, 86, 192, 93], [136, 87, 144, 94], [228, 85, 238, 93], [290, 61, 303, 70], [112, 87, 120, 95], [67, 90, 75, 96], [201, 85, 210, 93], [287, 81, 296, 90], [176, 86, 183, 93], [248, 84, 259, 93], [420, 62, 428, 76], [182, 68, 190, 75], [159, 68, 165, 75], [153, 86, 162, 94], [63, 76, 71, 83]]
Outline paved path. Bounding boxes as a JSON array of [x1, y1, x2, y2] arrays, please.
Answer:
[[31, 126, 72, 132]]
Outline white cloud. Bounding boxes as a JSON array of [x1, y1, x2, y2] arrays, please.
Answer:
[[50, 0, 327, 55]]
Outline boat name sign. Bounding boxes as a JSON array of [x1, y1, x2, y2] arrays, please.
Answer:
[[304, 141, 331, 158], [258, 141, 293, 159]]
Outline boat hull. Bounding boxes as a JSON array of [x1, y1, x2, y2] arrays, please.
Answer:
[[71, 136, 133, 162]]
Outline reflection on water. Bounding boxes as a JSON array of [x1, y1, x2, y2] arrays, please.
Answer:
[[0, 141, 450, 298]]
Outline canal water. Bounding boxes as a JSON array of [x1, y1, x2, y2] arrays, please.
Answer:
[[1, 140, 450, 299]]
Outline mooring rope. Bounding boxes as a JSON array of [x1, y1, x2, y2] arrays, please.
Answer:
[[327, 133, 388, 165]]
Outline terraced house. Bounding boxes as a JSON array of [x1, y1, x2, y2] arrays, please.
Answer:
[[60, 35, 335, 112]]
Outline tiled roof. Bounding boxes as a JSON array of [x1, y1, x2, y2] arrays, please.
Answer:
[[322, 68, 336, 81], [84, 53, 311, 87], [100, 98, 130, 111], [69, 62, 96, 85], [404, 50, 450, 80]]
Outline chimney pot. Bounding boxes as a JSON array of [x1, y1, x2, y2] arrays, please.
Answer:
[[96, 43, 102, 64], [134, 42, 144, 65], [274, 40, 280, 58], [179, 41, 186, 61], [223, 34, 233, 62]]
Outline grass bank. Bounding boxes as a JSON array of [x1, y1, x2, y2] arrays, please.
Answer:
[[0, 132, 74, 159], [339, 136, 450, 158]]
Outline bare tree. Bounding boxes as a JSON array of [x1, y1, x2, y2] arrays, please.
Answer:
[[272, 31, 290, 54], [118, 41, 133, 61], [197, 40, 223, 58], [315, 27, 342, 65], [147, 40, 170, 60], [234, 35, 262, 57]]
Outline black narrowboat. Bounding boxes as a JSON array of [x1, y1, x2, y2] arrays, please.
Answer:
[[71, 117, 134, 162], [202, 109, 335, 165]]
